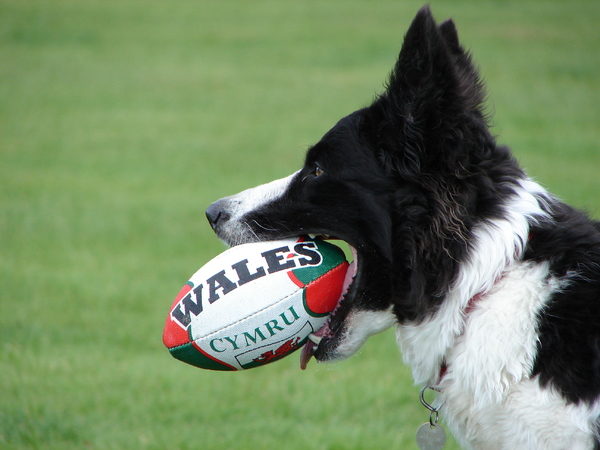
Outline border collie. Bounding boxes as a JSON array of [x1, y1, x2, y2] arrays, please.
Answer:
[[205, 6, 600, 449]]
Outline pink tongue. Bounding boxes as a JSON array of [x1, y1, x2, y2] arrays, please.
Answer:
[[300, 341, 316, 370]]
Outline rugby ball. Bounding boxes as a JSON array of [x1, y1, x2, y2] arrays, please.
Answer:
[[163, 237, 349, 371]]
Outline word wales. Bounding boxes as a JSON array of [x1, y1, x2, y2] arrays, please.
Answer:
[[171, 242, 323, 328]]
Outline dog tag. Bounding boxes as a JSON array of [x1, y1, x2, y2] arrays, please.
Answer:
[[416, 423, 446, 450]]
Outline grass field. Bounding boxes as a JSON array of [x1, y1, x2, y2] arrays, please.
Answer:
[[1, 0, 599, 448]]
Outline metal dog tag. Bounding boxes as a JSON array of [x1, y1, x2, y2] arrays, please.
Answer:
[[416, 423, 446, 450]]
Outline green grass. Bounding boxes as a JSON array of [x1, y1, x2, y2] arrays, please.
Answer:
[[1, 0, 599, 448]]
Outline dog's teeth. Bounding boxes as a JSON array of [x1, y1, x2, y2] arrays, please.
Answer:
[[308, 333, 322, 344]]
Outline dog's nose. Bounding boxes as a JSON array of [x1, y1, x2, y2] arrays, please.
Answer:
[[206, 199, 230, 231]]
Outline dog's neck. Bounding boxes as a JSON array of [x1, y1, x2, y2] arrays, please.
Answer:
[[396, 178, 551, 386]]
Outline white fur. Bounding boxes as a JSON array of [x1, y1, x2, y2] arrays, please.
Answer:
[[217, 171, 299, 244], [439, 262, 586, 448], [442, 377, 599, 450], [445, 261, 558, 407], [335, 306, 397, 359]]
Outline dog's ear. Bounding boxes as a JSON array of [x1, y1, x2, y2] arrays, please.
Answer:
[[369, 6, 486, 176], [386, 6, 460, 110], [438, 18, 460, 53], [438, 18, 486, 111], [390, 5, 457, 101]]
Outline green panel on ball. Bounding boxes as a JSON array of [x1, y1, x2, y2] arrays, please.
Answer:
[[169, 342, 237, 371], [292, 239, 347, 286]]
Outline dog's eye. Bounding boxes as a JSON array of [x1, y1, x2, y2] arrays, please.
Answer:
[[301, 165, 325, 182]]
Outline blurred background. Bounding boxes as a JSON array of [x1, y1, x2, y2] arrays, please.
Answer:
[[1, 1, 598, 448]]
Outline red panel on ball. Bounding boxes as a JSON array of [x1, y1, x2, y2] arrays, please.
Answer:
[[304, 261, 349, 316], [163, 283, 193, 349]]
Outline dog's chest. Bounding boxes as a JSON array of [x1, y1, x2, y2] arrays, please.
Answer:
[[397, 262, 599, 448], [398, 261, 554, 389]]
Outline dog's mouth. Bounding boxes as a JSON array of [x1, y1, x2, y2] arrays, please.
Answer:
[[299, 238, 359, 370]]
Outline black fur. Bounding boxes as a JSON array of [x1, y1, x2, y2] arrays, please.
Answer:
[[527, 203, 600, 404]]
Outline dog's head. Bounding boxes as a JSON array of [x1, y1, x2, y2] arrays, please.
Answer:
[[205, 6, 517, 366]]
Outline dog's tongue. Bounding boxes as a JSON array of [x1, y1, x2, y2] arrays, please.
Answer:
[[299, 326, 327, 370], [300, 338, 318, 370]]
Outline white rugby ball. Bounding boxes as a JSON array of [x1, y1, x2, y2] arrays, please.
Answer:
[[163, 237, 349, 371]]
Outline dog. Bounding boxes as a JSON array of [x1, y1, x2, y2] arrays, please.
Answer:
[[205, 6, 600, 449]]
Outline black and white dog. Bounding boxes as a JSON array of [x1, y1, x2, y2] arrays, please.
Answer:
[[205, 6, 600, 449]]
